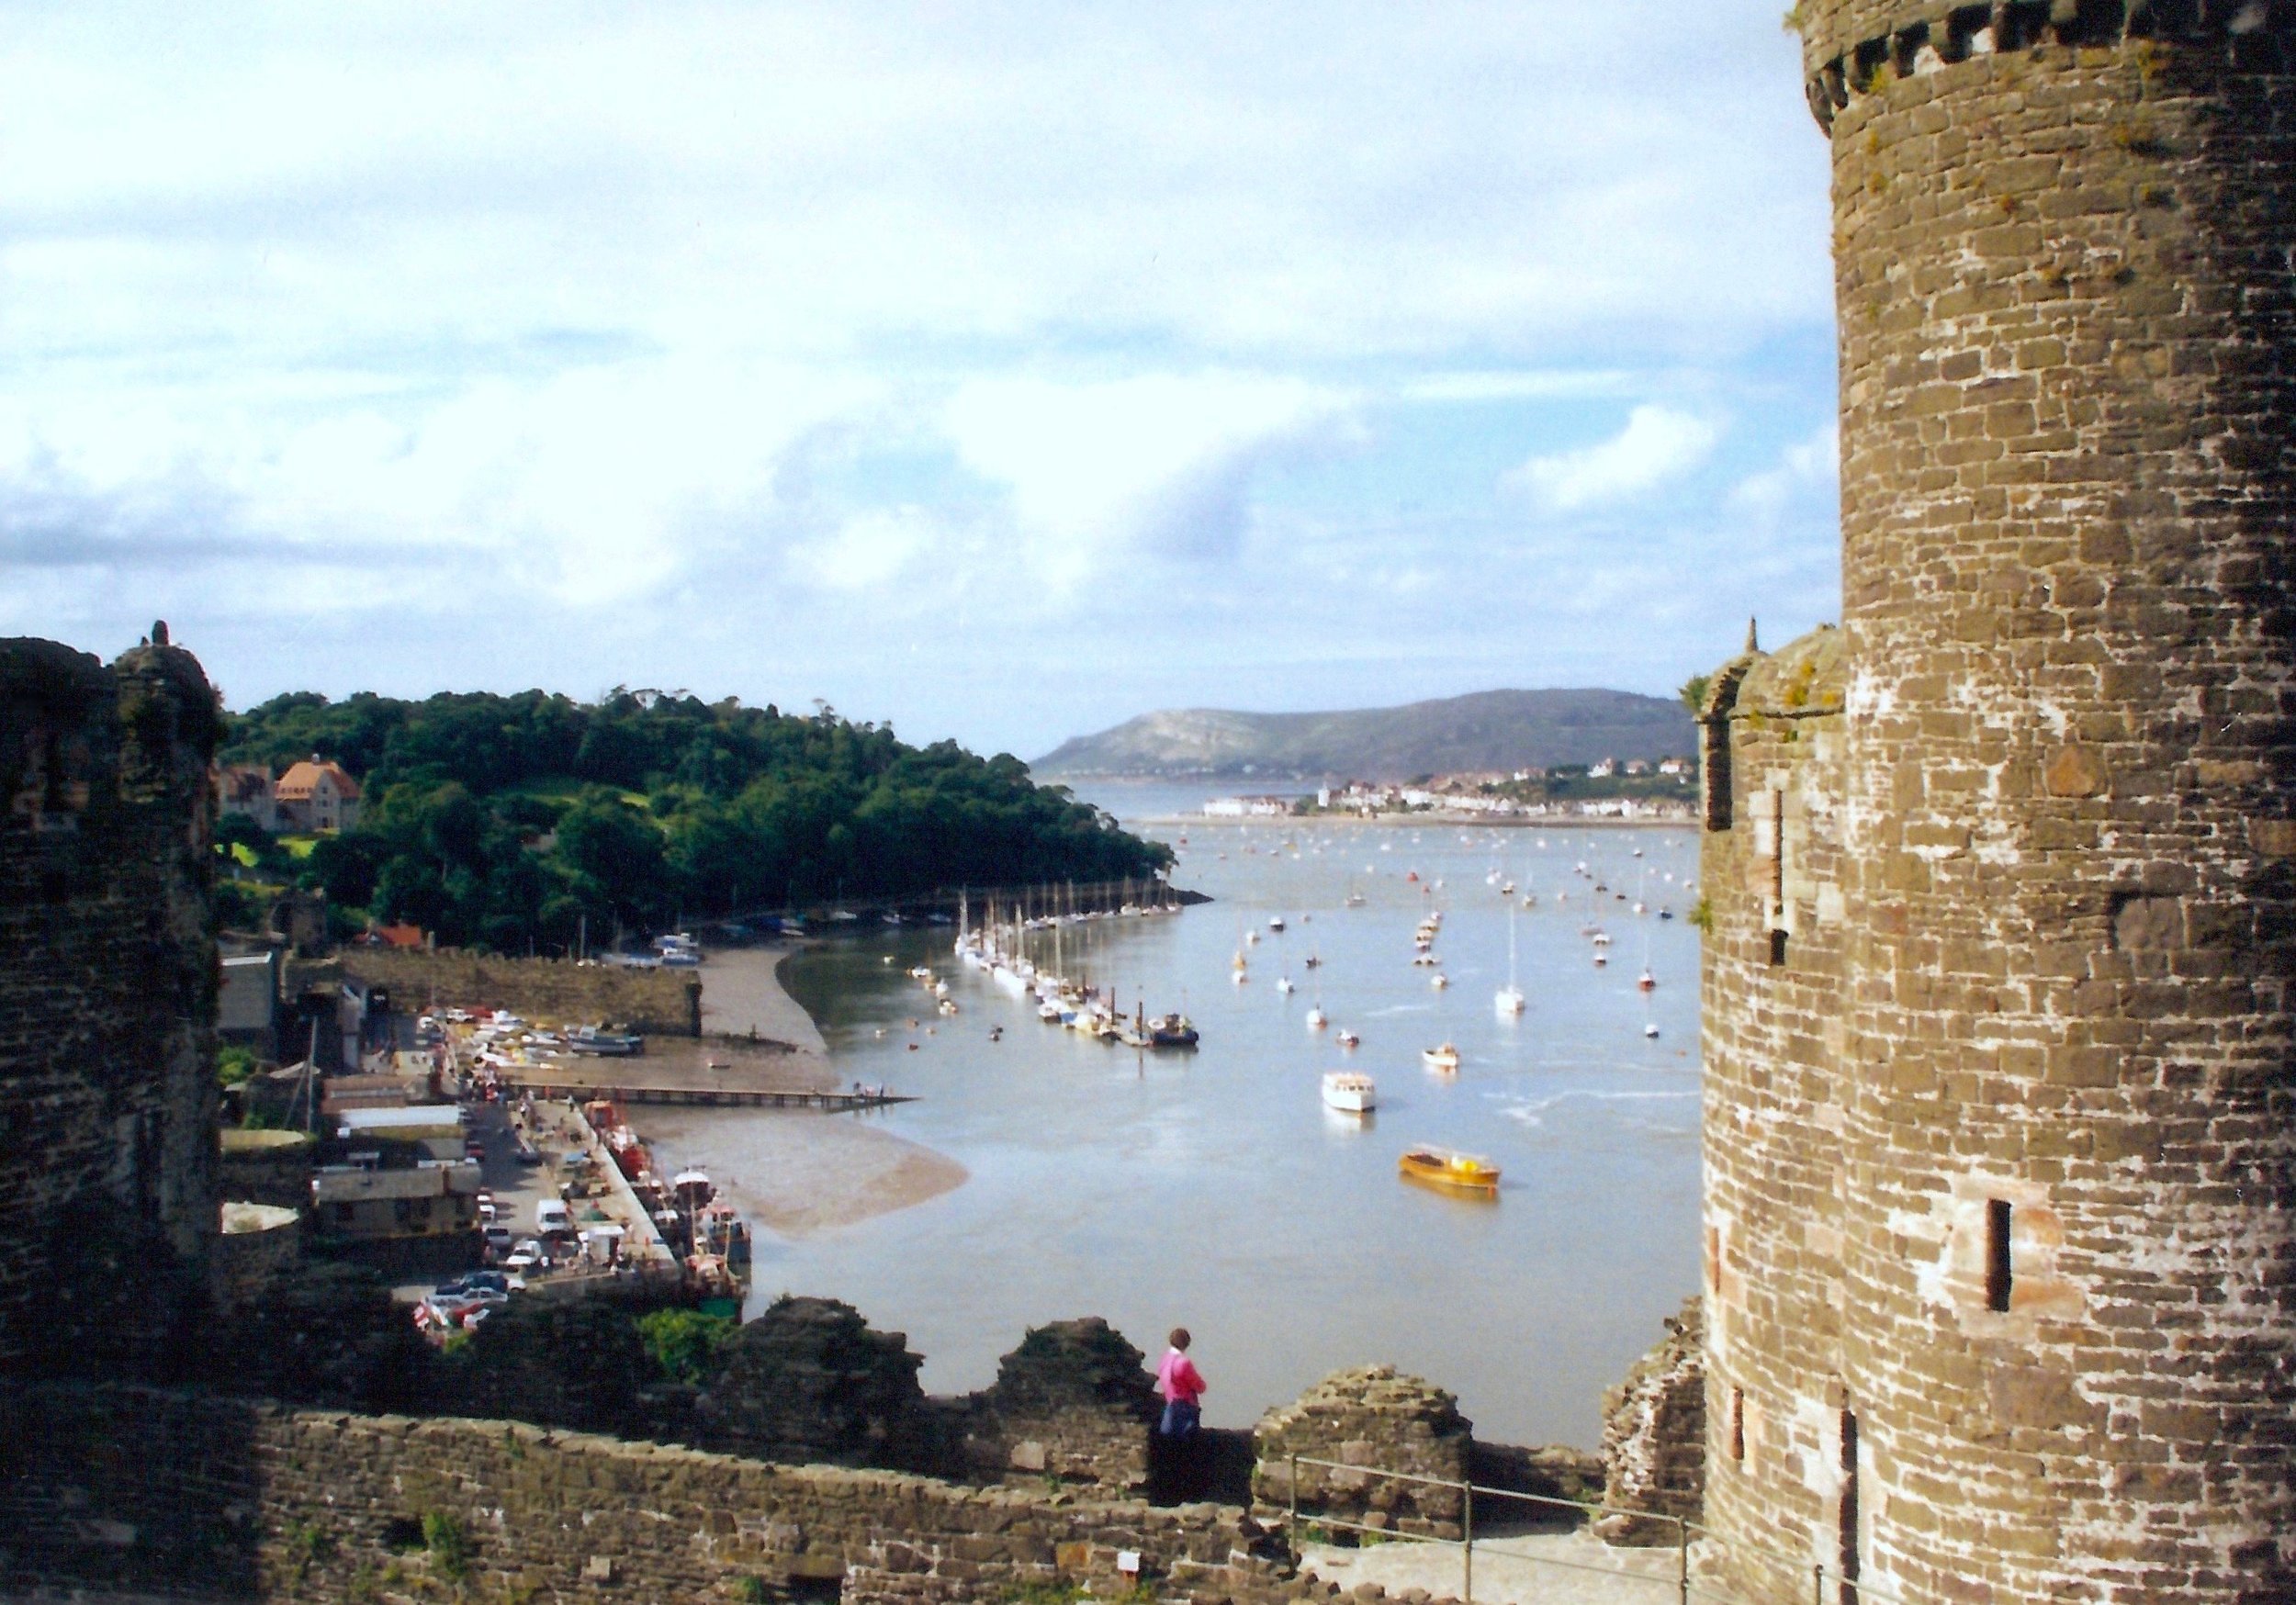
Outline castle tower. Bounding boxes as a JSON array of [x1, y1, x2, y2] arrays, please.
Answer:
[[0, 636, 224, 1376], [1700, 6, 2296, 1600]]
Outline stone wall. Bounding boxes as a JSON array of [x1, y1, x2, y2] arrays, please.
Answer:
[[321, 948, 703, 1037], [1250, 1367, 1471, 1540], [1695, 627, 1853, 1581], [696, 1296, 945, 1474], [0, 634, 222, 1377], [1696, 10, 2296, 1604], [219, 1128, 318, 1210], [1593, 1297, 1704, 1547], [0, 1382, 1322, 1605], [959, 1317, 1160, 1497]]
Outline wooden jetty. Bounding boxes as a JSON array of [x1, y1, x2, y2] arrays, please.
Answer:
[[500, 1079, 914, 1113]]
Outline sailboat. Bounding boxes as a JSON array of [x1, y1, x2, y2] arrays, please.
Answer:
[[1495, 903, 1526, 1016]]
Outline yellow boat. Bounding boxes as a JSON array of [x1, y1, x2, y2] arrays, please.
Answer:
[[1399, 1145, 1500, 1196]]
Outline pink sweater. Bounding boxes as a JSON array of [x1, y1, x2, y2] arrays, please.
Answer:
[[1157, 1348, 1205, 1405]]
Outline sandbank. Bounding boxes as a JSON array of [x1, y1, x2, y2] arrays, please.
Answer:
[[636, 1108, 968, 1237]]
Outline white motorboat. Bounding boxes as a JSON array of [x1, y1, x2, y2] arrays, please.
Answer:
[[1305, 1005, 1329, 1029], [1422, 1043, 1461, 1073], [1322, 1072, 1378, 1114]]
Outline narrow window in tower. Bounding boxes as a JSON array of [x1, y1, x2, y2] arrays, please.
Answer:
[[1838, 1410, 1861, 1605], [1986, 1198, 2014, 1313], [1769, 928, 1789, 967], [1728, 1386, 1746, 1462]]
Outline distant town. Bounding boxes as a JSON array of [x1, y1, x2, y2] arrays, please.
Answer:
[[1202, 755, 1699, 822]]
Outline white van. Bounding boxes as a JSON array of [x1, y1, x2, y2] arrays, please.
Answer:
[[535, 1198, 571, 1234]]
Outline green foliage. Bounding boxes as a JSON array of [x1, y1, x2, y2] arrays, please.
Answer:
[[1689, 895, 1715, 933], [1002, 1582, 1086, 1605], [422, 1511, 473, 1582], [1678, 674, 1711, 714], [282, 1519, 335, 1583], [1781, 5, 1807, 32], [734, 1577, 773, 1605], [223, 688, 1172, 952], [217, 1046, 260, 1087], [637, 1308, 737, 1386]]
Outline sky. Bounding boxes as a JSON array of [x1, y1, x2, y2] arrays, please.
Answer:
[[1, 3, 1841, 761]]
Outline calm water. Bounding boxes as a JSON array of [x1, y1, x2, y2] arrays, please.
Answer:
[[666, 783, 1703, 1448]]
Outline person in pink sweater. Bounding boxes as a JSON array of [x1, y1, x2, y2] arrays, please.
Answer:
[[1155, 1327, 1206, 1440]]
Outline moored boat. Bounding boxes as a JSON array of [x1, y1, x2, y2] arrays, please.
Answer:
[[1398, 1145, 1500, 1195], [1421, 1043, 1460, 1073], [1148, 1012, 1199, 1049], [1322, 1072, 1378, 1114]]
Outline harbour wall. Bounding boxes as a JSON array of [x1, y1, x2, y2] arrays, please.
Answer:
[[311, 948, 704, 1037]]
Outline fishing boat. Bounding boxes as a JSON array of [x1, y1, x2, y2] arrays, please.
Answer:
[[1644, 1022, 1661, 1038], [1148, 1013, 1199, 1049], [568, 1026, 644, 1057], [1398, 1145, 1500, 1196], [1322, 1072, 1377, 1114], [1422, 1043, 1461, 1073], [1336, 1028, 1361, 1048], [1268, 915, 1287, 932]]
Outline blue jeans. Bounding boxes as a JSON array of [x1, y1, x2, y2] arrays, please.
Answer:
[[1159, 1400, 1200, 1440]]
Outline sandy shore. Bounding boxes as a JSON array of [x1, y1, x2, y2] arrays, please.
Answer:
[[631, 942, 969, 1235], [636, 1107, 969, 1237], [693, 944, 830, 1054]]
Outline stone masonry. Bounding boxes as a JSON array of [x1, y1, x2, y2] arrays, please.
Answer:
[[1593, 1296, 1705, 1548], [1250, 1367, 1470, 1541], [0, 1381, 1325, 1605], [960, 1316, 1162, 1497], [0, 634, 223, 1377], [1701, 7, 2296, 1603], [325, 946, 703, 1037]]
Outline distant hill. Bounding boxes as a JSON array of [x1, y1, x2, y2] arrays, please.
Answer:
[[1033, 689, 1694, 781]]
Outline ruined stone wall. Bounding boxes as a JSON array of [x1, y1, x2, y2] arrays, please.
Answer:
[[1694, 629, 1852, 1581], [0, 636, 222, 1375], [1594, 1297, 1705, 1547], [323, 947, 703, 1037], [1250, 1367, 1471, 1540], [0, 1383, 1318, 1605], [1699, 8, 2296, 1602]]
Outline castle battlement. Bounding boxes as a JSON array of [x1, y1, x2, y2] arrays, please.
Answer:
[[1802, 0, 2296, 129]]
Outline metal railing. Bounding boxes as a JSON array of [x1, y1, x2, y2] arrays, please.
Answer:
[[1279, 1454, 1915, 1605]]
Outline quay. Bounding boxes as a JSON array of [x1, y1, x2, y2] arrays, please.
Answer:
[[497, 1077, 914, 1113]]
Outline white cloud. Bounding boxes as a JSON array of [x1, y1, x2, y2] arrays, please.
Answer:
[[1728, 422, 1839, 517], [942, 373, 1359, 586], [0, 1, 1840, 755], [1503, 405, 1721, 512], [789, 507, 935, 592]]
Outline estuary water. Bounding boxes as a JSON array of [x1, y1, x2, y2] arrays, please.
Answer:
[[647, 783, 1703, 1448]]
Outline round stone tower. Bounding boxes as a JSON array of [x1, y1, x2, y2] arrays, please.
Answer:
[[1706, 5, 2296, 1601]]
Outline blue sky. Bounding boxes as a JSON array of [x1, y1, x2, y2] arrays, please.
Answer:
[[1, 3, 1841, 760]]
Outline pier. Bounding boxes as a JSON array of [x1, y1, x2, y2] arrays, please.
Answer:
[[499, 1077, 914, 1113]]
